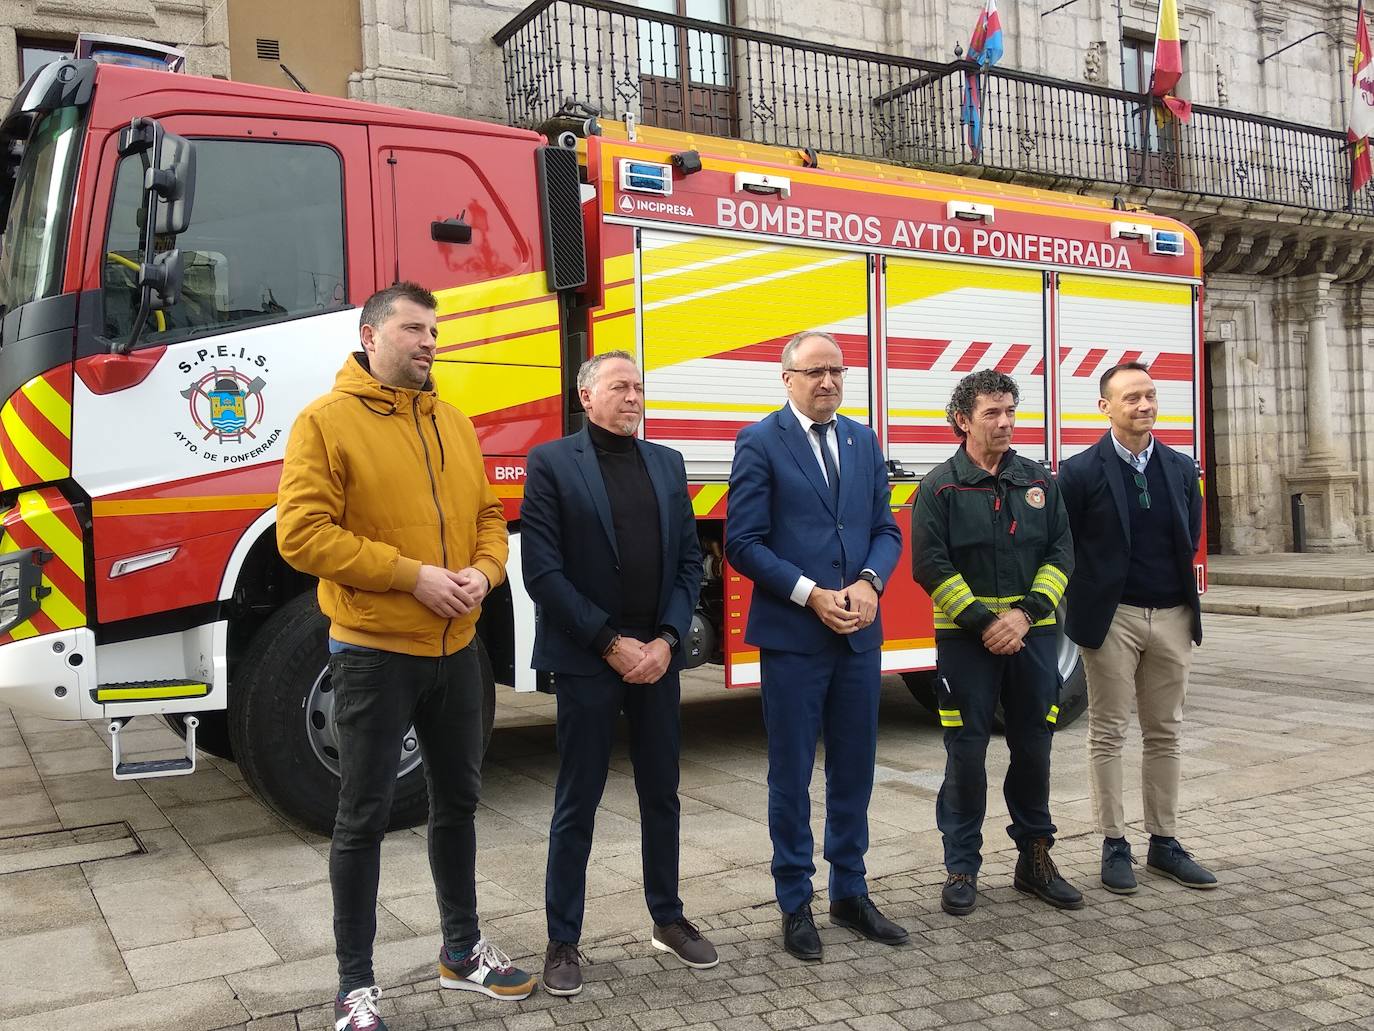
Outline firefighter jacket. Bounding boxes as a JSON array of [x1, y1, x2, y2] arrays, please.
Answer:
[[277, 353, 509, 657], [911, 445, 1073, 639]]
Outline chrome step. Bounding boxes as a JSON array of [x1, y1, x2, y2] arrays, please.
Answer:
[[109, 714, 198, 780]]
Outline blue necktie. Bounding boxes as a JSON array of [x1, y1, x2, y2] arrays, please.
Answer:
[[812, 422, 840, 510]]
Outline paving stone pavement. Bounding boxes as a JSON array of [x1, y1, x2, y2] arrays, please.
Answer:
[[2, 609, 1373, 1031]]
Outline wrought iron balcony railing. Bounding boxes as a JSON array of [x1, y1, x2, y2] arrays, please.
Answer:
[[494, 0, 1374, 216]]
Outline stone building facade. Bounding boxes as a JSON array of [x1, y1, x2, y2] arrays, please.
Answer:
[[1, 0, 1371, 554]]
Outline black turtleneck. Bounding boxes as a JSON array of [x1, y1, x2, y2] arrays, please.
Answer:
[[587, 421, 662, 646]]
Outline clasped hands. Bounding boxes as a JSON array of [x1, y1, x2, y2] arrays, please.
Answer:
[[412, 563, 490, 618], [806, 579, 879, 634]]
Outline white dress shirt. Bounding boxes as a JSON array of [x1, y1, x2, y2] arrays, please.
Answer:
[[1110, 431, 1154, 474], [785, 402, 875, 606]]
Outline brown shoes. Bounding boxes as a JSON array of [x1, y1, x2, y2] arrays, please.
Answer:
[[651, 917, 719, 969], [542, 940, 585, 996]]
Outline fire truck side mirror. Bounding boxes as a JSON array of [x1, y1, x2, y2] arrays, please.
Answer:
[[139, 249, 185, 311], [119, 118, 196, 235]]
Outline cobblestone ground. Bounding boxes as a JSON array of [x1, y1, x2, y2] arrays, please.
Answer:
[[271, 776, 1374, 1031]]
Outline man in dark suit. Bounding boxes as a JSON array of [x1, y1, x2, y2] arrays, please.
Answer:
[[725, 330, 907, 962], [1058, 361, 1216, 895], [520, 350, 714, 997]]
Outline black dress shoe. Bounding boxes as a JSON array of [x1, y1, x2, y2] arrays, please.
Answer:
[[830, 894, 909, 944], [782, 903, 822, 961], [940, 872, 978, 916], [1013, 837, 1084, 910]]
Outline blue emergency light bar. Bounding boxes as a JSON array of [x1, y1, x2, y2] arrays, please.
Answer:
[[1150, 229, 1185, 257], [620, 160, 673, 196]]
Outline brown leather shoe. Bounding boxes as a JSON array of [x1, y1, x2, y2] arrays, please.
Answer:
[[542, 940, 584, 996], [652, 917, 719, 969]]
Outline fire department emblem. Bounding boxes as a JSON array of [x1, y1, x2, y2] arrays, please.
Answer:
[[1025, 486, 1046, 510], [181, 367, 267, 443]]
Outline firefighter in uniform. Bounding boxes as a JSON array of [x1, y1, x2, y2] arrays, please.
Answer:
[[911, 369, 1083, 917]]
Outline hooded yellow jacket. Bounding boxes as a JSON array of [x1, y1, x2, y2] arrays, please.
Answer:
[[276, 353, 508, 656]]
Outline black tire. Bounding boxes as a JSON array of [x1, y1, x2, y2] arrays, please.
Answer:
[[901, 650, 1089, 732], [227, 591, 430, 835], [163, 710, 235, 760]]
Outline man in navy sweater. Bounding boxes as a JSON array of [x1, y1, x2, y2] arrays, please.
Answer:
[[1058, 362, 1216, 895]]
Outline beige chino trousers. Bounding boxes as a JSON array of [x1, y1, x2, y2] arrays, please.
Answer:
[[1082, 603, 1194, 839]]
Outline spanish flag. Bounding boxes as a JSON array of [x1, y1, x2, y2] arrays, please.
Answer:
[[1149, 0, 1191, 123], [1351, 0, 1374, 192]]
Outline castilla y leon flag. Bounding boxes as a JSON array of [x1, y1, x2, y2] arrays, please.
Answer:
[[1351, 0, 1374, 192]]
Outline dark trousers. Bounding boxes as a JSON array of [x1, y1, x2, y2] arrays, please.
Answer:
[[545, 666, 683, 943], [759, 638, 881, 914], [935, 633, 1060, 874], [330, 642, 484, 993]]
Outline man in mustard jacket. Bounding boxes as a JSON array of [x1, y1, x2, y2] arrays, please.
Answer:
[[277, 282, 535, 1031]]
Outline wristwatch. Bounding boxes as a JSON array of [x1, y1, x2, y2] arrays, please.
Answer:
[[658, 629, 680, 650], [857, 569, 884, 595]]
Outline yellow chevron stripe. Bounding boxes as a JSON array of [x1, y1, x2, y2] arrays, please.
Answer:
[[641, 240, 867, 372], [35, 580, 83, 629], [593, 312, 635, 354], [692, 483, 728, 516], [438, 328, 561, 368], [1058, 276, 1191, 305], [17, 491, 82, 575], [0, 446, 16, 492], [430, 362, 559, 420], [1, 404, 67, 483], [437, 297, 559, 350], [887, 258, 1041, 310], [604, 252, 635, 284], [1060, 412, 1191, 424], [20, 374, 72, 434], [431, 272, 549, 319], [890, 484, 918, 506], [5, 620, 38, 640], [647, 399, 869, 419], [599, 282, 635, 319]]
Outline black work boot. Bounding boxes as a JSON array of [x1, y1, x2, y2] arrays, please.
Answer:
[[940, 872, 978, 916], [1146, 837, 1218, 889], [1013, 837, 1084, 910], [1101, 837, 1138, 895]]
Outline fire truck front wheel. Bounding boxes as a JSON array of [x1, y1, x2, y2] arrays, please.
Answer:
[[228, 591, 431, 836]]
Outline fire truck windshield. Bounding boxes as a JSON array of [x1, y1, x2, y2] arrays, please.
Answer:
[[0, 104, 83, 316]]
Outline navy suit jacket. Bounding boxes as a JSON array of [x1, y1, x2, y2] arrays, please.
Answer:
[[521, 426, 703, 676], [1057, 431, 1204, 649], [725, 406, 902, 654]]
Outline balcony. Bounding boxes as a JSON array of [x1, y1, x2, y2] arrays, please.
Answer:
[[494, 0, 1374, 218]]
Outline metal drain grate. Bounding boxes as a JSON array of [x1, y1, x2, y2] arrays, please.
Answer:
[[0, 821, 144, 875]]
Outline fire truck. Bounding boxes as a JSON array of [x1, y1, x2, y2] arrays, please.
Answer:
[[0, 53, 1206, 833]]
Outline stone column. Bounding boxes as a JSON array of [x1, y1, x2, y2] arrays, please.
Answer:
[[1299, 275, 1338, 464], [1283, 274, 1362, 551], [1347, 285, 1374, 549]]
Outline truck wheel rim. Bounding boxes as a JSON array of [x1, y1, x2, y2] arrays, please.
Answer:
[[305, 665, 423, 779]]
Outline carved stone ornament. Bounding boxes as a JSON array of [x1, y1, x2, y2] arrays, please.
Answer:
[[1084, 41, 1105, 84]]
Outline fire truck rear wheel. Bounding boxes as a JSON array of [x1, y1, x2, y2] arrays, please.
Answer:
[[228, 591, 432, 836], [900, 649, 1089, 732]]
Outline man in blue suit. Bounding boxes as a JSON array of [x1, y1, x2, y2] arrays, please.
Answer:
[[1058, 361, 1215, 895], [521, 351, 715, 997], [726, 330, 906, 961]]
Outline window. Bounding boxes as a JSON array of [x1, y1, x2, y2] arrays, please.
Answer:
[[0, 105, 84, 313], [102, 140, 347, 346], [17, 36, 74, 87]]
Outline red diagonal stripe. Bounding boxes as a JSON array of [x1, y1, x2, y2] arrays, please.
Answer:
[[1146, 353, 1193, 381], [996, 344, 1031, 373], [702, 332, 870, 366], [1031, 359, 1045, 376], [9, 389, 70, 467], [952, 341, 993, 372], [886, 337, 948, 371], [1, 518, 85, 610], [42, 368, 73, 405], [1072, 348, 1108, 378], [0, 423, 39, 485], [1121, 350, 1143, 365], [35, 489, 82, 539]]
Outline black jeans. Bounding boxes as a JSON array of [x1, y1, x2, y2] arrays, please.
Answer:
[[545, 664, 683, 943], [330, 642, 484, 994]]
